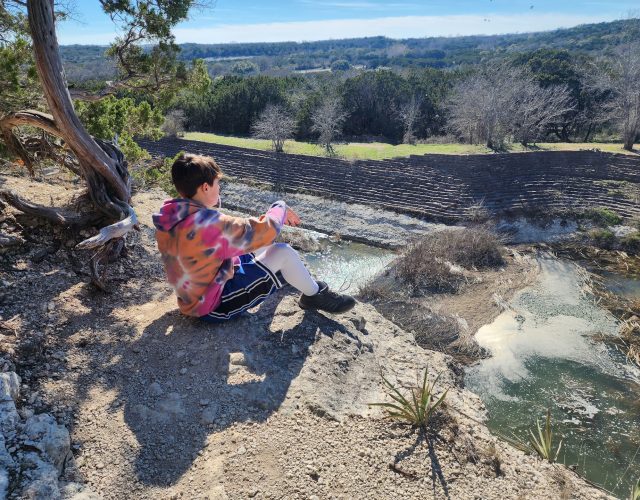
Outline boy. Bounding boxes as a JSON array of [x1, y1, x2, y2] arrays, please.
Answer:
[[153, 153, 355, 322]]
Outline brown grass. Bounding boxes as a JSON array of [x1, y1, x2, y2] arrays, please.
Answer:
[[396, 228, 504, 295]]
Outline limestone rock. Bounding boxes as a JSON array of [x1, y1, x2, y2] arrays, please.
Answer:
[[23, 414, 71, 474], [0, 371, 20, 401]]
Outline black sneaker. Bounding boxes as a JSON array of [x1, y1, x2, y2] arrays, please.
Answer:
[[299, 281, 356, 314]]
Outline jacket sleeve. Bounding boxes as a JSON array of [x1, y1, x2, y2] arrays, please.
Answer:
[[220, 200, 287, 257]]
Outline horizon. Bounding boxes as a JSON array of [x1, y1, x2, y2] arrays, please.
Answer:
[[58, 16, 632, 48], [57, 0, 638, 46]]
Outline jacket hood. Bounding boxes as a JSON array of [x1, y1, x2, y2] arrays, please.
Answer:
[[152, 198, 205, 232]]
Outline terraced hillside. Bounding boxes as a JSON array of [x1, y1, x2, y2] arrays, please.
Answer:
[[136, 137, 640, 222]]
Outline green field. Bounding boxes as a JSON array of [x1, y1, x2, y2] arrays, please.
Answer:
[[183, 132, 635, 161]]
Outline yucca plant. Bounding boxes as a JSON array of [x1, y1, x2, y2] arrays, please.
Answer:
[[369, 368, 448, 429], [631, 478, 640, 500], [507, 409, 563, 462]]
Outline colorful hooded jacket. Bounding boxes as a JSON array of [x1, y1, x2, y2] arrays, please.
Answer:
[[153, 198, 286, 317]]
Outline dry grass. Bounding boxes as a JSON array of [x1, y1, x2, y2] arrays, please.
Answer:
[[396, 228, 504, 295]]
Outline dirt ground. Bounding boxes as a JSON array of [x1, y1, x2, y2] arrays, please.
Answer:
[[0, 171, 611, 499]]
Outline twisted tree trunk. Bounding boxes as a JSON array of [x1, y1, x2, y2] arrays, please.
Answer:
[[0, 0, 139, 288]]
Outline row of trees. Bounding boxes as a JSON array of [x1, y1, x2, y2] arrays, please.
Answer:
[[171, 44, 640, 151]]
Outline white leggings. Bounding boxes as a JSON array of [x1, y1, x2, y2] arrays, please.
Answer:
[[254, 243, 319, 296]]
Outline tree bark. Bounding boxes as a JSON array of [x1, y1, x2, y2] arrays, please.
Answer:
[[27, 0, 131, 218]]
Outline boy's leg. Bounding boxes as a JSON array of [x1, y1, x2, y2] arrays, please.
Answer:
[[255, 243, 356, 314], [254, 243, 319, 296]]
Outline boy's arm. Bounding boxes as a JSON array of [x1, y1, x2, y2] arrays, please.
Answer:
[[220, 200, 287, 256]]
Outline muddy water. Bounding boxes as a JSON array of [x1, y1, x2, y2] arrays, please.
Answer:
[[465, 255, 640, 497]]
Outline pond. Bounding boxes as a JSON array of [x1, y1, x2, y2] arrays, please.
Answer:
[[301, 234, 396, 293], [465, 255, 640, 498]]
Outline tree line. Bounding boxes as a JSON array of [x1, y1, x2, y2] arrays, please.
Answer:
[[168, 44, 640, 151]]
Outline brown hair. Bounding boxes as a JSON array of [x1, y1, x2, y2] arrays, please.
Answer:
[[171, 153, 222, 198]]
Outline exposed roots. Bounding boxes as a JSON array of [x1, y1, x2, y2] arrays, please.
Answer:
[[0, 189, 102, 227], [89, 238, 126, 291]]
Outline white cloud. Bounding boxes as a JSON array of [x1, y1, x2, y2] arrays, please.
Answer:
[[173, 13, 623, 43], [59, 12, 623, 45]]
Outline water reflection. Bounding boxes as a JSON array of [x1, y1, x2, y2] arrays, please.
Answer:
[[466, 255, 640, 497]]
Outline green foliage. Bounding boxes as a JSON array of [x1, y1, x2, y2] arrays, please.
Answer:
[[0, 36, 40, 112], [510, 409, 563, 463], [131, 151, 181, 196], [585, 207, 623, 226], [230, 60, 260, 76], [188, 59, 212, 95], [330, 59, 350, 71], [177, 75, 301, 135], [588, 228, 616, 248], [75, 96, 163, 162], [369, 368, 448, 429]]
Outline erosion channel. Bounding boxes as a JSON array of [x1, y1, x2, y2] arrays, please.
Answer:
[[303, 231, 640, 498]]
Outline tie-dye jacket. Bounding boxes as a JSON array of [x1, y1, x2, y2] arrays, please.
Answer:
[[153, 198, 287, 317]]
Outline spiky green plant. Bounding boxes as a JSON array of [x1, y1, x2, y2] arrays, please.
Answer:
[[630, 478, 640, 500], [369, 368, 448, 429], [507, 409, 563, 463]]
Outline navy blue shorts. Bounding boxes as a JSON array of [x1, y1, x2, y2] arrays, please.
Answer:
[[200, 253, 284, 323]]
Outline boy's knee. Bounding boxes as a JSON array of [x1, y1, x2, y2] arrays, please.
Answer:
[[271, 242, 298, 258]]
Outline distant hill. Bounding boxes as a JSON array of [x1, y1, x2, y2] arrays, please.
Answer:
[[61, 18, 639, 81]]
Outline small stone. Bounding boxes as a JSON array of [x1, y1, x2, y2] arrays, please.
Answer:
[[179, 368, 187, 375], [96, 461, 104, 470], [229, 352, 246, 366], [199, 399, 210, 406], [149, 382, 163, 397]]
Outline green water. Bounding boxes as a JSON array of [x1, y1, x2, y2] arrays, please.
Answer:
[[302, 237, 396, 293], [465, 256, 640, 498]]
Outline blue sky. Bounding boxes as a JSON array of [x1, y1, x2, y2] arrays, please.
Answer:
[[57, 0, 639, 45]]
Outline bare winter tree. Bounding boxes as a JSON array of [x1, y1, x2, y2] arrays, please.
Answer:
[[511, 80, 575, 147], [162, 109, 187, 137], [447, 65, 575, 149], [252, 104, 296, 153], [584, 41, 640, 151], [446, 66, 515, 150], [311, 96, 346, 155], [398, 95, 422, 145]]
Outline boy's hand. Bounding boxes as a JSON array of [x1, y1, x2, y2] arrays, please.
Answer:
[[284, 207, 301, 227]]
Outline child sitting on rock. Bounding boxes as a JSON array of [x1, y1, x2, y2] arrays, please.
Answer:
[[153, 153, 355, 322]]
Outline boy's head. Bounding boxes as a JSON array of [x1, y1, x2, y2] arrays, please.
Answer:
[[171, 153, 223, 205]]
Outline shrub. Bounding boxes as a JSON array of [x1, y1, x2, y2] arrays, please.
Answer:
[[585, 207, 623, 226], [369, 368, 448, 429], [620, 232, 640, 254], [395, 228, 504, 295], [587, 228, 616, 249]]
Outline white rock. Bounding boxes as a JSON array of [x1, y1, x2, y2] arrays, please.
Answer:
[[0, 372, 20, 401]]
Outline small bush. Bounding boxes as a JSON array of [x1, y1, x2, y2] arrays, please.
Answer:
[[620, 232, 640, 254], [587, 228, 616, 249], [585, 207, 623, 226], [369, 368, 448, 429], [396, 228, 503, 295]]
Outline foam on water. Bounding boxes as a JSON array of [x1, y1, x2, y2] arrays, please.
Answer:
[[465, 254, 640, 496]]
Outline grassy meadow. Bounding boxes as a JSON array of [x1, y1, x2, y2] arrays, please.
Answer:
[[182, 132, 636, 161]]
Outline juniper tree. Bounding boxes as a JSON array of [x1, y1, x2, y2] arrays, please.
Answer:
[[0, 0, 206, 287]]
